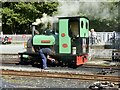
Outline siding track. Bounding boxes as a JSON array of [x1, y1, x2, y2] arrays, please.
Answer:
[[2, 69, 120, 83]]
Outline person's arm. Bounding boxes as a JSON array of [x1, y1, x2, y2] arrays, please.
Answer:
[[47, 55, 55, 62]]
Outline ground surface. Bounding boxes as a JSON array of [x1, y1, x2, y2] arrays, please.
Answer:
[[1, 64, 119, 76], [0, 44, 119, 89], [1, 75, 93, 88]]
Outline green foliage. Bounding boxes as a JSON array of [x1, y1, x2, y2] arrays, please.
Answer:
[[2, 1, 119, 34], [2, 2, 58, 34], [14, 2, 38, 24]]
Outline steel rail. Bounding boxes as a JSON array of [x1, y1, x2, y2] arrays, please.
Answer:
[[2, 69, 120, 83], [82, 64, 120, 70], [2, 61, 19, 64], [2, 61, 120, 70], [1, 54, 119, 69]]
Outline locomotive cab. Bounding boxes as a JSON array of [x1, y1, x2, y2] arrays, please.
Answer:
[[55, 16, 89, 66]]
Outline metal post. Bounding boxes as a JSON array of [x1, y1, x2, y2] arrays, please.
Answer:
[[113, 31, 115, 49]]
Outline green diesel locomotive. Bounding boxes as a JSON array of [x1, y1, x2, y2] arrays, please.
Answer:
[[19, 16, 90, 67]]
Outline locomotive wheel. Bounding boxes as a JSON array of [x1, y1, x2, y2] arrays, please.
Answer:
[[19, 61, 28, 65], [31, 62, 36, 67], [67, 60, 78, 69], [31, 62, 42, 68]]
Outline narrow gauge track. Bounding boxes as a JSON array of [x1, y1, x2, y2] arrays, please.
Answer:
[[2, 69, 120, 83], [1, 54, 120, 71], [2, 61, 19, 64], [82, 64, 120, 70], [1, 63, 119, 76], [2, 60, 120, 70], [1, 54, 19, 64]]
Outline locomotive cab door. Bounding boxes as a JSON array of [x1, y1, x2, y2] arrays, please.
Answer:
[[68, 19, 81, 55], [69, 19, 79, 38], [68, 17, 89, 55]]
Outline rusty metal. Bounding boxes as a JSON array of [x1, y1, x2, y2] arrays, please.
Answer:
[[2, 69, 120, 83]]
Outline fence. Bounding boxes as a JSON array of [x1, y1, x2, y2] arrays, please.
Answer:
[[89, 32, 120, 44]]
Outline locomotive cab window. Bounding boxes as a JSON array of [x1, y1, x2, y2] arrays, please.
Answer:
[[69, 19, 79, 38]]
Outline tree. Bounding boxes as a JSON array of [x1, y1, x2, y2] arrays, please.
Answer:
[[2, 1, 58, 34], [85, 2, 119, 32]]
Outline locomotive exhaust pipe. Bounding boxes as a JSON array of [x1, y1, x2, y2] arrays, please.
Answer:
[[32, 19, 41, 37], [32, 25, 35, 37]]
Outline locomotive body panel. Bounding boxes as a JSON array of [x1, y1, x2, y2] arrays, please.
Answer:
[[33, 35, 55, 45], [59, 19, 71, 54], [80, 18, 89, 38]]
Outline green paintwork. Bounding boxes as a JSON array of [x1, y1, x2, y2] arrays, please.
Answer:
[[59, 19, 71, 54], [80, 18, 89, 37], [33, 35, 55, 45]]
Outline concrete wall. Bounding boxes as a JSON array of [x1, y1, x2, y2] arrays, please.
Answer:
[[89, 49, 113, 59]]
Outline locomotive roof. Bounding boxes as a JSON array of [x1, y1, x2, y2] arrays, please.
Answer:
[[58, 16, 89, 20]]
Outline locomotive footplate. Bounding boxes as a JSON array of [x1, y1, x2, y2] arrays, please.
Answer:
[[18, 52, 40, 65], [50, 54, 88, 66], [18, 52, 88, 67]]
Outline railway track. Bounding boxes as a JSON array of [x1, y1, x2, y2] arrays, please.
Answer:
[[1, 54, 119, 69], [83, 64, 120, 70], [2, 69, 120, 83], [1, 54, 19, 64], [1, 54, 120, 83], [2, 61, 120, 70]]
